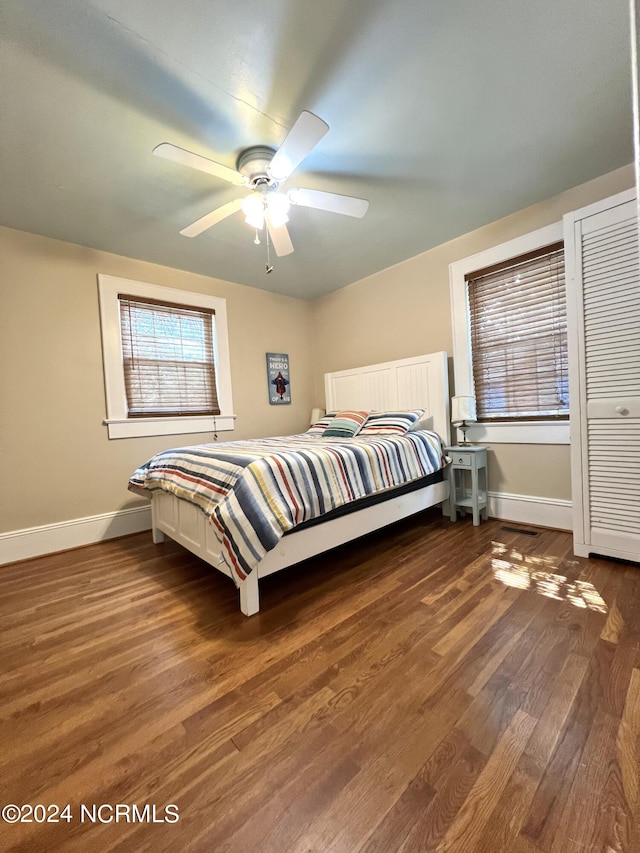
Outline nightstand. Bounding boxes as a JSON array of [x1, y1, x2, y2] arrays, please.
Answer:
[[445, 445, 488, 525]]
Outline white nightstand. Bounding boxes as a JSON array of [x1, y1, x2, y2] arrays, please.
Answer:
[[445, 445, 488, 525]]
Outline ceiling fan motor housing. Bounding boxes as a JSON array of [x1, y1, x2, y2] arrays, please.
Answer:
[[236, 146, 278, 187]]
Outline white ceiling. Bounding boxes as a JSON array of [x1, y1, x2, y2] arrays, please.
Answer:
[[1, 0, 633, 300]]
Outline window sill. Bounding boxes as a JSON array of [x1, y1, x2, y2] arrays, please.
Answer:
[[460, 420, 570, 445], [104, 414, 236, 440]]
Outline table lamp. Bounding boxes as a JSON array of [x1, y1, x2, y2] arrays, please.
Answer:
[[451, 395, 477, 445]]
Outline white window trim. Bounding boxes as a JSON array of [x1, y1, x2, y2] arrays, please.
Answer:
[[449, 222, 569, 445], [97, 275, 235, 439]]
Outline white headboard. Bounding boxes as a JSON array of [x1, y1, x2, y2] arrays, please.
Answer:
[[324, 351, 450, 444]]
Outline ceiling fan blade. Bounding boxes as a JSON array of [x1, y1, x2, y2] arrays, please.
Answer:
[[265, 212, 294, 256], [154, 142, 246, 186], [180, 197, 244, 237], [288, 188, 369, 218], [268, 111, 330, 182]]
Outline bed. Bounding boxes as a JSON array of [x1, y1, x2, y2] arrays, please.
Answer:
[[130, 351, 451, 615]]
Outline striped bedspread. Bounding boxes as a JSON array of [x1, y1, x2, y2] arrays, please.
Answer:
[[129, 431, 444, 585]]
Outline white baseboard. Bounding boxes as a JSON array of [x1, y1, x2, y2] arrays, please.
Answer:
[[0, 490, 572, 567], [488, 491, 572, 531], [0, 505, 152, 566]]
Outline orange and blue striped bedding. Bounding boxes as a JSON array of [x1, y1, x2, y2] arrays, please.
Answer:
[[129, 431, 444, 585]]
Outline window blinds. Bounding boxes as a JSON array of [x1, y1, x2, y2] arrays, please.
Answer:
[[467, 242, 568, 420], [119, 295, 220, 417]]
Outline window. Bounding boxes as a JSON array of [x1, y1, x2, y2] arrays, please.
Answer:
[[450, 222, 570, 444], [98, 275, 235, 439], [119, 296, 220, 417], [467, 242, 568, 421]]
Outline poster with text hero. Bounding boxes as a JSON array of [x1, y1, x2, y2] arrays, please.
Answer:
[[266, 352, 291, 404]]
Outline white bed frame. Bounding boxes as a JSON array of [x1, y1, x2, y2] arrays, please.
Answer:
[[151, 351, 451, 616]]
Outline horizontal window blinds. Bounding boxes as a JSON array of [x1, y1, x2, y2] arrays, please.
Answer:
[[467, 242, 568, 420], [119, 295, 220, 417]]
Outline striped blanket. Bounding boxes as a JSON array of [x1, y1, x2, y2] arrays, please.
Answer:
[[129, 431, 444, 585]]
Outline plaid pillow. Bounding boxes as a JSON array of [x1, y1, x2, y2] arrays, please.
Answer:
[[322, 410, 370, 438], [307, 412, 337, 434], [359, 409, 425, 436]]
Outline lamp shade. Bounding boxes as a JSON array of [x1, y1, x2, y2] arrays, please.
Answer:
[[451, 395, 477, 423], [310, 407, 325, 426]]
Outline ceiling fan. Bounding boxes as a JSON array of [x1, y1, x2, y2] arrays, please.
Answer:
[[153, 111, 369, 264]]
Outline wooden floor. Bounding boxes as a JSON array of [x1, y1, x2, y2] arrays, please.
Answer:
[[1, 511, 639, 852]]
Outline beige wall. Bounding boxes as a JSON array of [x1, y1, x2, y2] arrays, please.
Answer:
[[0, 228, 315, 532], [312, 164, 635, 502]]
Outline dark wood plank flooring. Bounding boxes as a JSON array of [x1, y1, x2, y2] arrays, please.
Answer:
[[1, 511, 639, 852]]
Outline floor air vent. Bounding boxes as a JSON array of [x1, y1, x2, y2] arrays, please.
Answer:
[[500, 525, 540, 537]]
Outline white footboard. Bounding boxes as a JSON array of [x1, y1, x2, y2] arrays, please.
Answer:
[[150, 478, 449, 616]]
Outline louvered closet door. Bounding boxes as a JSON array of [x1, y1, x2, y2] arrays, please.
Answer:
[[566, 190, 640, 562]]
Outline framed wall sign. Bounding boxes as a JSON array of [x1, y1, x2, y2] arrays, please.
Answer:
[[266, 352, 291, 405]]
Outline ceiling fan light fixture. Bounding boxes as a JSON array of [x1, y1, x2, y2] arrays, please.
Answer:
[[242, 193, 265, 229], [268, 211, 289, 229], [245, 211, 264, 230], [266, 191, 290, 228]]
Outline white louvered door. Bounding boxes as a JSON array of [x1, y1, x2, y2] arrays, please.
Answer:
[[565, 188, 640, 562]]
